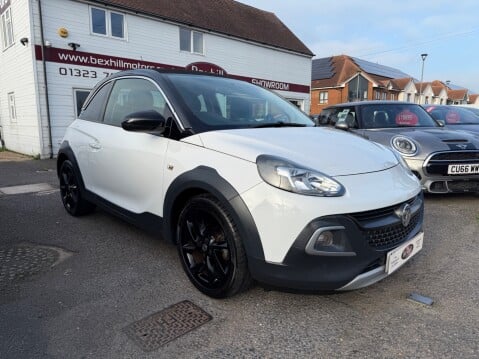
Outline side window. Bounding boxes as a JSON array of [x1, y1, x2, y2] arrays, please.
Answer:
[[79, 81, 112, 122], [103, 78, 169, 127]]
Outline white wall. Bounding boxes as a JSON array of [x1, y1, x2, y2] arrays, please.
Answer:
[[0, 0, 41, 156], [398, 81, 417, 102], [33, 0, 312, 154]]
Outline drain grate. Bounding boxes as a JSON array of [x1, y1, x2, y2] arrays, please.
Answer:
[[124, 300, 212, 351], [0, 244, 72, 287]]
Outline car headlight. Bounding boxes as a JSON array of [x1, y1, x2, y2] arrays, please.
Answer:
[[256, 155, 345, 197], [391, 136, 417, 156]]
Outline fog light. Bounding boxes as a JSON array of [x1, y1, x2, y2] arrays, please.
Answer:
[[305, 226, 356, 256], [317, 231, 334, 246]]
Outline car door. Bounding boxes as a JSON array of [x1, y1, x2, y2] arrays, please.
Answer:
[[72, 81, 113, 188], [87, 77, 171, 215]]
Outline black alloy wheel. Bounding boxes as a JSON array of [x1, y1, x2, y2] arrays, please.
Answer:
[[177, 194, 252, 298], [59, 160, 95, 216]]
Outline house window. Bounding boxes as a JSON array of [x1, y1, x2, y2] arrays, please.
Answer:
[[407, 93, 411, 102], [375, 90, 380, 100], [74, 89, 91, 117], [440, 98, 443, 105], [8, 92, 16, 121], [90, 7, 125, 39], [390, 93, 396, 101], [180, 27, 204, 54], [1, 7, 14, 49], [381, 92, 387, 100], [425, 96, 429, 104], [319, 91, 328, 104]]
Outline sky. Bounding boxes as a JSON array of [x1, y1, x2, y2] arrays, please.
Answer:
[[238, 0, 479, 93]]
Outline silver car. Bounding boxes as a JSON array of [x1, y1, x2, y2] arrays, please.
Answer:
[[423, 104, 479, 135], [320, 101, 479, 193]]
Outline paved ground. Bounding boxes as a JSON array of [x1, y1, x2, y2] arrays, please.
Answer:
[[0, 156, 478, 358]]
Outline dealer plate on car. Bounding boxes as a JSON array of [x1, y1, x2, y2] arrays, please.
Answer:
[[385, 232, 424, 275], [448, 164, 479, 175]]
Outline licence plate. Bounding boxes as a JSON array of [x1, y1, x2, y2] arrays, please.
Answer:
[[448, 164, 479, 175], [385, 232, 424, 275]]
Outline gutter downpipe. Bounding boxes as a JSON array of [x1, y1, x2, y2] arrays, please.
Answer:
[[38, 0, 54, 158]]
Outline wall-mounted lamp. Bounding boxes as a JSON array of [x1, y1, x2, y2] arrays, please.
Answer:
[[67, 42, 80, 51], [20, 37, 29, 46], [44, 40, 52, 47]]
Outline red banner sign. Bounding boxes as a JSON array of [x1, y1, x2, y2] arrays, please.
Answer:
[[34, 46, 310, 94]]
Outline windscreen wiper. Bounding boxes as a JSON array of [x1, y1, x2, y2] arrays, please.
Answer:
[[253, 121, 308, 128]]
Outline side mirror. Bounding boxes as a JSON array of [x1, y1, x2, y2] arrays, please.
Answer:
[[436, 119, 445, 127], [121, 110, 166, 135], [335, 121, 349, 131]]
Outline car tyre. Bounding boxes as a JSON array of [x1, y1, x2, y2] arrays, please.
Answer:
[[177, 194, 252, 298], [59, 160, 95, 216]]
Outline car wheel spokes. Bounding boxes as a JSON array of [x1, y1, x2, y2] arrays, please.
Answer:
[[60, 166, 78, 211], [180, 210, 231, 289]]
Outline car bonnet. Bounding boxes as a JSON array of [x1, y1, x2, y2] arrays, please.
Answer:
[[183, 127, 399, 177]]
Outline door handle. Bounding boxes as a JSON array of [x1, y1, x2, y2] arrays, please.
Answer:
[[89, 142, 102, 150]]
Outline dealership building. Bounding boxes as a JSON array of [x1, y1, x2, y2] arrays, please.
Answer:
[[0, 0, 313, 157]]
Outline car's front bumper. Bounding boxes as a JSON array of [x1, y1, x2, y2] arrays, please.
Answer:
[[247, 194, 424, 291], [406, 152, 479, 193]]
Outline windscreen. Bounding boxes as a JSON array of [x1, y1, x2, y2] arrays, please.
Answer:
[[425, 106, 479, 125], [164, 74, 314, 132], [359, 103, 439, 129]]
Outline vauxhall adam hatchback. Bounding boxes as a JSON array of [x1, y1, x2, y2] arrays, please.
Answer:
[[57, 69, 424, 298]]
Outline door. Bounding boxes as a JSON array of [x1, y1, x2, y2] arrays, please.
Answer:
[[87, 77, 172, 215]]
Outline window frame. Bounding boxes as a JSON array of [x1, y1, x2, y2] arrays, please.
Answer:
[[319, 91, 328, 104], [89, 6, 126, 40], [7, 92, 16, 122], [179, 27, 204, 55], [1, 7, 14, 50]]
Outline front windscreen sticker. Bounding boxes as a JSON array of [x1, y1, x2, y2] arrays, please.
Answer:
[[445, 111, 460, 123], [396, 110, 418, 126], [337, 109, 350, 121]]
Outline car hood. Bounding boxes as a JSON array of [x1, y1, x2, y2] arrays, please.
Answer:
[[361, 127, 479, 158], [184, 127, 398, 177]]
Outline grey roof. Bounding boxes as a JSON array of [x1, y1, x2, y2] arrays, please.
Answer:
[[351, 57, 411, 79]]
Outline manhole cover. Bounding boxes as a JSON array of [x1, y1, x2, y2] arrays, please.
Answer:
[[124, 300, 212, 351], [0, 244, 72, 287]]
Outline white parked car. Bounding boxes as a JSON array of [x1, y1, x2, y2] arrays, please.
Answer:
[[57, 69, 424, 298]]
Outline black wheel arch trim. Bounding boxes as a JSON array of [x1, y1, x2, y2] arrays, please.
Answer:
[[163, 166, 265, 262], [57, 141, 86, 189]]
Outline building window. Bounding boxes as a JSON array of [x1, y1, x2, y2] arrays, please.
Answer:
[[319, 91, 328, 104], [407, 93, 411, 102], [440, 98, 443, 105], [74, 89, 91, 117], [390, 93, 396, 101], [382, 92, 387, 100], [425, 96, 429, 104], [180, 27, 204, 54], [8, 92, 16, 121], [375, 90, 380, 100], [90, 7, 125, 39], [1, 7, 14, 49]]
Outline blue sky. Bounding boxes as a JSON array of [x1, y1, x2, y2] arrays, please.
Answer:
[[239, 0, 479, 93]]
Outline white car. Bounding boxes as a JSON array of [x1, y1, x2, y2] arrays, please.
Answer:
[[57, 69, 424, 298]]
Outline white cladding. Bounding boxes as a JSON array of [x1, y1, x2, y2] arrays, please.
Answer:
[[0, 0, 312, 157]]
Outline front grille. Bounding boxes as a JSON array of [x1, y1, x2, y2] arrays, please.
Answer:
[[429, 151, 479, 161], [364, 211, 421, 250], [425, 151, 479, 176], [348, 194, 423, 251], [349, 195, 417, 222]]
